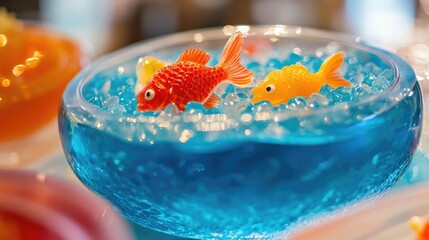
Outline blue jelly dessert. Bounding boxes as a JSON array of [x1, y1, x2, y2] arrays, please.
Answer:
[[59, 25, 422, 239]]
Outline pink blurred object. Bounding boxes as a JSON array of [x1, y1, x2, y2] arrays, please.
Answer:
[[0, 169, 132, 240]]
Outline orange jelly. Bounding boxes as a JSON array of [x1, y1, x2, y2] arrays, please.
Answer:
[[0, 15, 87, 142]]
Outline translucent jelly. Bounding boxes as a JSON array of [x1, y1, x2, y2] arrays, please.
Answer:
[[0, 16, 87, 141], [59, 26, 422, 239]]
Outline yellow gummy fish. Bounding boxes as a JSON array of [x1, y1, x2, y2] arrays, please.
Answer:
[[251, 52, 351, 106], [135, 56, 166, 94]]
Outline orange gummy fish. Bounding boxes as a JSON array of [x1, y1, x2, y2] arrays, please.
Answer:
[[251, 52, 351, 106], [136, 32, 253, 112]]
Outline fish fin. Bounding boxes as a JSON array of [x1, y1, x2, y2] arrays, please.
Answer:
[[318, 52, 351, 88], [203, 93, 221, 109], [177, 49, 211, 65], [174, 103, 186, 112], [217, 32, 253, 87]]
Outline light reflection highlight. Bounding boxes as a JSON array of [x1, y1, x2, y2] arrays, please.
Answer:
[[0, 34, 7, 47], [12, 51, 43, 76], [345, 0, 415, 48], [1, 78, 10, 87]]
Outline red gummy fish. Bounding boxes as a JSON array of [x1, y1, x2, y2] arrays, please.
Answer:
[[136, 32, 253, 112]]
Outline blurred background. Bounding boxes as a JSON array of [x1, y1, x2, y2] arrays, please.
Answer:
[[1, 0, 427, 55], [2, 1, 429, 239]]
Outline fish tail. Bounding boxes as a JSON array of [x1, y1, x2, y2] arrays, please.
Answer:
[[318, 52, 351, 88], [217, 32, 253, 86]]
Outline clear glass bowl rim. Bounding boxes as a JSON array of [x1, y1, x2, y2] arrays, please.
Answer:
[[64, 24, 417, 124]]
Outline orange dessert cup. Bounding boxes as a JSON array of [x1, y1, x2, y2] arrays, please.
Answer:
[[0, 10, 88, 142]]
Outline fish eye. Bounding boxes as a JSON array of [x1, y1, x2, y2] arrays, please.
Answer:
[[144, 89, 155, 100], [265, 84, 275, 93]]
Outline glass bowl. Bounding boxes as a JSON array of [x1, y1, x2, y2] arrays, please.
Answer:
[[0, 169, 132, 240], [59, 25, 423, 239]]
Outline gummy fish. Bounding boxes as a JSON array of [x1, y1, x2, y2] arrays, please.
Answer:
[[409, 216, 429, 240], [135, 56, 166, 94], [251, 52, 351, 106], [137, 32, 253, 112]]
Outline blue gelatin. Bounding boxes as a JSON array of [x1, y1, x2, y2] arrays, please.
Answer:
[[265, 58, 283, 69], [247, 61, 261, 70], [59, 26, 423, 239]]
